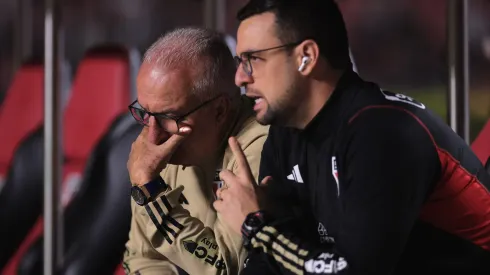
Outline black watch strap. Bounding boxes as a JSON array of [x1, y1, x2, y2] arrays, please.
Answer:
[[144, 176, 168, 198], [131, 176, 168, 206], [241, 210, 269, 250]]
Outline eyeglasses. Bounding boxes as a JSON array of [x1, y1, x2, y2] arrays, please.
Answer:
[[234, 41, 303, 76], [128, 95, 221, 134]]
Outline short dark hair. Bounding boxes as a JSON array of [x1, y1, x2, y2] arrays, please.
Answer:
[[237, 0, 351, 70]]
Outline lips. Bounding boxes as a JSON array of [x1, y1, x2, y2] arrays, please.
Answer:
[[246, 93, 264, 111], [246, 94, 261, 103], [248, 96, 264, 111]]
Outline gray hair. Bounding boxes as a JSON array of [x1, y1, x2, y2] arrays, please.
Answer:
[[143, 27, 239, 101]]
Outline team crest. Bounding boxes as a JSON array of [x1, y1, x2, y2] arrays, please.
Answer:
[[331, 157, 339, 196]]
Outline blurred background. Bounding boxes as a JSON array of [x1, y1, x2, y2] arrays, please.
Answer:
[[0, 0, 489, 274]]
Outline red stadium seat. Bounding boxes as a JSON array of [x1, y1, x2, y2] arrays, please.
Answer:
[[0, 59, 71, 270], [471, 119, 490, 165], [17, 113, 141, 275], [0, 61, 44, 194], [1, 45, 134, 275], [114, 265, 126, 275], [59, 113, 140, 275]]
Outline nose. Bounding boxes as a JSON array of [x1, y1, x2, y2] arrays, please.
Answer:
[[235, 63, 253, 88]]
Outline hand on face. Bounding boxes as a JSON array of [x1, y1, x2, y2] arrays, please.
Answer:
[[213, 137, 265, 234], [127, 119, 191, 186]]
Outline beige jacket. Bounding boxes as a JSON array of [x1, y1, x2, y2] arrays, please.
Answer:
[[123, 97, 269, 275]]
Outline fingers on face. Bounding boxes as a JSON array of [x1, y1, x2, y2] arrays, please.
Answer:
[[157, 127, 192, 155]]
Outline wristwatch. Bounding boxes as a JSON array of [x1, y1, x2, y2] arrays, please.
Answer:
[[241, 210, 270, 250], [131, 176, 168, 206]]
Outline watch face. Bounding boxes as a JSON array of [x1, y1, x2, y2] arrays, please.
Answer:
[[248, 215, 263, 227], [131, 186, 147, 206], [242, 212, 266, 240]]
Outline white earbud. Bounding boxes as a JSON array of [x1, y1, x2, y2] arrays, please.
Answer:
[[298, 56, 310, 72]]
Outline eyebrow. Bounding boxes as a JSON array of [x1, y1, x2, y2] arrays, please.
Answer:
[[237, 45, 263, 56], [237, 48, 260, 56], [138, 102, 178, 116], [151, 108, 179, 116]]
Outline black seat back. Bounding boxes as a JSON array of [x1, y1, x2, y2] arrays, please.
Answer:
[[61, 114, 141, 275], [17, 114, 141, 275], [0, 128, 44, 269]]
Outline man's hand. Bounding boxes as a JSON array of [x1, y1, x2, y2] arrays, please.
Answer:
[[213, 137, 262, 234], [127, 124, 191, 186]]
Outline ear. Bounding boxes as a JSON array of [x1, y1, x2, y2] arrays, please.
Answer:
[[296, 40, 320, 76]]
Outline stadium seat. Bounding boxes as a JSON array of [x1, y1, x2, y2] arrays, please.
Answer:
[[18, 114, 141, 275], [471, 118, 490, 165], [0, 60, 72, 196], [0, 60, 44, 196], [114, 265, 125, 275], [60, 114, 140, 275], [0, 129, 44, 271], [0, 59, 71, 270], [1, 45, 136, 275]]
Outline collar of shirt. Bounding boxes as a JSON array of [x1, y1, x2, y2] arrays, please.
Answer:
[[301, 70, 363, 144]]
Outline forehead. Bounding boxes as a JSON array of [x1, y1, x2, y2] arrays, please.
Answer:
[[236, 12, 281, 55], [136, 64, 194, 112]]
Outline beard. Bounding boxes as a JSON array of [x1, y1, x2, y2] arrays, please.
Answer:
[[255, 81, 300, 126]]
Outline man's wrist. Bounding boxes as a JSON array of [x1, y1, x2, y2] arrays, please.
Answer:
[[132, 174, 157, 187], [241, 210, 271, 250], [131, 176, 169, 206]]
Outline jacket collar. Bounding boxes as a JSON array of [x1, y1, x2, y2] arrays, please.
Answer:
[[301, 70, 363, 143]]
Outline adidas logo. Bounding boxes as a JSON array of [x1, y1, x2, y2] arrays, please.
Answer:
[[287, 164, 303, 183]]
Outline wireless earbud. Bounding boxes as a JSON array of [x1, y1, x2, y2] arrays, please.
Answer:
[[298, 56, 310, 72]]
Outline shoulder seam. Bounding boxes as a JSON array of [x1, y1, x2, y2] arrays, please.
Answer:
[[348, 105, 437, 147]]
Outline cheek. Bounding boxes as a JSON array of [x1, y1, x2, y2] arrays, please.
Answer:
[[180, 127, 216, 157], [261, 63, 292, 97], [186, 115, 217, 142]]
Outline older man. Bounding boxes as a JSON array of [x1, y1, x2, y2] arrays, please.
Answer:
[[123, 27, 269, 275]]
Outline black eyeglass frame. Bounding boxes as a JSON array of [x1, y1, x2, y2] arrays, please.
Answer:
[[234, 40, 304, 76], [128, 95, 222, 130]]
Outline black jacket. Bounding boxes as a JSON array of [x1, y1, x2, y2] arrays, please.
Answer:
[[244, 71, 490, 275]]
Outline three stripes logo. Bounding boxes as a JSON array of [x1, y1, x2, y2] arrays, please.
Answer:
[[144, 196, 184, 244], [287, 164, 304, 183], [252, 226, 309, 275]]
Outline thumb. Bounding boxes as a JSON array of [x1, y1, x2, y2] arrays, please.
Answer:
[[158, 126, 192, 155], [260, 176, 273, 186]]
